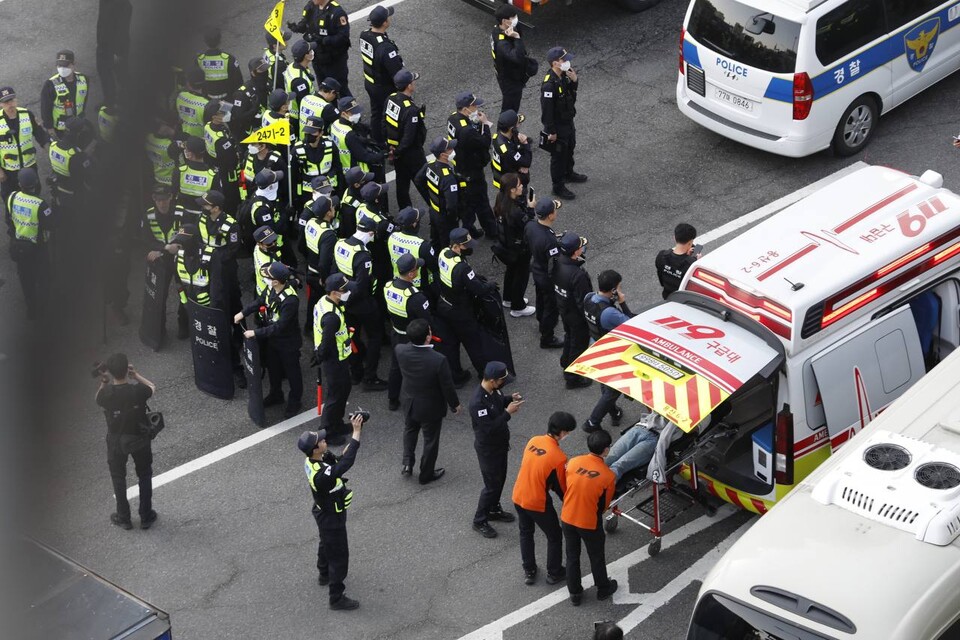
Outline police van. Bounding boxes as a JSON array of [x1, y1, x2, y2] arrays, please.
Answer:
[[568, 163, 960, 513], [686, 344, 960, 640], [676, 0, 960, 157], [457, 0, 662, 16]]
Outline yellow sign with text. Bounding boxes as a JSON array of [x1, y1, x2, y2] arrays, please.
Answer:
[[264, 1, 286, 47], [241, 118, 291, 146]]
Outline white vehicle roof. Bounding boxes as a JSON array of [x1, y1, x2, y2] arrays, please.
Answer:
[[683, 165, 960, 355], [699, 348, 960, 639]]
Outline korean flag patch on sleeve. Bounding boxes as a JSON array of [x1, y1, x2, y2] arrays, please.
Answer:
[[543, 91, 553, 98], [477, 409, 488, 417]]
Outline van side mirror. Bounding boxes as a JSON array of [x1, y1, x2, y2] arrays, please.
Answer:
[[745, 13, 775, 36]]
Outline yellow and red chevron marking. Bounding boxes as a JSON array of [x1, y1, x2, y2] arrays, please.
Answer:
[[567, 335, 728, 433], [679, 466, 773, 515]]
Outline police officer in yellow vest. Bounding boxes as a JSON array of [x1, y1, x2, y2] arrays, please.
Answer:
[[40, 50, 89, 138], [296, 412, 365, 610], [388, 206, 436, 300], [331, 97, 385, 191], [6, 167, 53, 319], [299, 77, 341, 137], [145, 117, 177, 189], [334, 214, 388, 389], [284, 40, 318, 138], [251, 168, 298, 267], [196, 27, 243, 100], [142, 185, 184, 336], [302, 194, 339, 334], [289, 0, 353, 98], [231, 58, 271, 141], [202, 100, 241, 213], [236, 262, 304, 417], [0, 86, 50, 209], [175, 68, 208, 139], [384, 69, 428, 210], [172, 136, 219, 225], [415, 137, 462, 252], [356, 181, 394, 304], [384, 253, 433, 411], [48, 116, 94, 214], [263, 30, 292, 92], [294, 116, 340, 203], [314, 272, 361, 437], [338, 166, 371, 239], [253, 225, 283, 297], [172, 223, 223, 339], [240, 141, 283, 201], [359, 5, 403, 144]]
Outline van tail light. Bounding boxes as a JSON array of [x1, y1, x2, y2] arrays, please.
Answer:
[[793, 73, 813, 120], [679, 29, 686, 75], [775, 405, 795, 486]]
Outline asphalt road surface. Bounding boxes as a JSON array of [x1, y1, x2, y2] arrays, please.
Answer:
[[4, 0, 960, 638]]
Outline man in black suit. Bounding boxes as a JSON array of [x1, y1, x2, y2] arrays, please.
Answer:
[[396, 318, 461, 484]]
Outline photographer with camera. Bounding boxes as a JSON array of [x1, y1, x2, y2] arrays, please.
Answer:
[[297, 411, 365, 611], [94, 353, 157, 530]]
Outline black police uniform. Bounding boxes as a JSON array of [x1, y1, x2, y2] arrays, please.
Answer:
[[303, 216, 338, 333], [447, 112, 495, 236], [494, 196, 533, 312], [552, 253, 592, 384], [197, 48, 243, 99], [436, 247, 496, 376], [384, 91, 427, 209], [204, 122, 241, 213], [540, 70, 578, 190], [524, 220, 561, 345], [172, 159, 220, 225], [584, 292, 634, 427], [295, 0, 352, 97], [491, 129, 532, 190], [201, 210, 245, 372], [243, 283, 303, 413], [6, 188, 53, 319], [335, 237, 384, 383], [250, 195, 298, 267], [359, 29, 404, 144], [304, 437, 360, 604], [491, 27, 530, 114], [49, 138, 93, 221], [240, 149, 283, 200], [315, 294, 354, 435], [338, 186, 362, 238], [231, 73, 270, 139], [469, 383, 512, 526], [655, 249, 696, 299], [384, 277, 432, 406], [142, 202, 182, 334], [0, 107, 49, 210], [415, 159, 462, 252]]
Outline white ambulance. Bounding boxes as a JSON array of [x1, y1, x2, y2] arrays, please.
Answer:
[[676, 0, 960, 157], [568, 163, 960, 512], [686, 344, 960, 640]]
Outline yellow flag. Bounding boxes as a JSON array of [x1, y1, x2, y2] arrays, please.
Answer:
[[242, 118, 291, 146], [264, 1, 286, 47]]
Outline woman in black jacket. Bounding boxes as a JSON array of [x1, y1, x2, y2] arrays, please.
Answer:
[[492, 173, 536, 317]]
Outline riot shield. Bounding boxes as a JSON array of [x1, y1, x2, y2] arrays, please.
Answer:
[[138, 257, 172, 351], [244, 334, 266, 427], [475, 289, 516, 376], [187, 301, 235, 399]]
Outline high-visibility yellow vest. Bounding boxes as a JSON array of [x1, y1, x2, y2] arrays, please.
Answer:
[[299, 94, 329, 139], [313, 296, 351, 359], [7, 191, 43, 243], [0, 108, 37, 171], [282, 65, 314, 120], [176, 90, 207, 137], [266, 284, 298, 322], [48, 142, 76, 179], [197, 52, 230, 82], [177, 163, 216, 201], [331, 119, 369, 173], [438, 247, 462, 289], [253, 244, 280, 296], [387, 231, 428, 287], [305, 219, 335, 260], [200, 213, 238, 248], [145, 134, 175, 186], [203, 123, 238, 181], [145, 207, 180, 244], [383, 279, 415, 324], [97, 106, 119, 143], [176, 247, 215, 305], [48, 73, 89, 131]]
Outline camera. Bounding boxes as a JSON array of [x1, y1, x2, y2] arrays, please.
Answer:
[[90, 361, 108, 378], [348, 408, 370, 424]]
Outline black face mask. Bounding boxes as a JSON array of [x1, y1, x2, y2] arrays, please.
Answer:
[[461, 247, 474, 257]]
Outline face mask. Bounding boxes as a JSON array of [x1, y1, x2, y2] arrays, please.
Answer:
[[221, 111, 232, 124], [447, 150, 456, 161], [262, 277, 275, 288], [339, 290, 352, 303], [258, 183, 279, 201], [510, 16, 519, 28], [349, 113, 361, 124], [357, 230, 374, 245], [468, 111, 481, 124], [560, 60, 571, 72], [248, 145, 260, 155], [330, 218, 341, 230], [461, 247, 474, 257], [57, 66, 72, 78]]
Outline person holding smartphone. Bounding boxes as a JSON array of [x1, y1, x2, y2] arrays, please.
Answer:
[[654, 222, 700, 300]]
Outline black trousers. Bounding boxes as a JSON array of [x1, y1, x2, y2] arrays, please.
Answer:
[[347, 309, 383, 381], [313, 55, 352, 100], [474, 446, 508, 525], [394, 150, 429, 210], [532, 273, 559, 340], [387, 330, 409, 403], [461, 173, 497, 235], [562, 521, 611, 595], [560, 314, 590, 382], [549, 125, 577, 187], [403, 416, 442, 477], [320, 357, 353, 434], [265, 343, 303, 408], [436, 303, 487, 376], [589, 383, 623, 426], [106, 435, 153, 522], [1, 168, 21, 221], [10, 241, 41, 320], [515, 499, 563, 576], [502, 254, 531, 310], [497, 78, 524, 115], [429, 210, 458, 253], [365, 84, 392, 144], [313, 512, 350, 603]]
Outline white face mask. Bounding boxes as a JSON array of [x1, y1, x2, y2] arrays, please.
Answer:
[[349, 113, 361, 124], [248, 145, 260, 155], [330, 218, 340, 230], [221, 111, 232, 123], [57, 66, 72, 78], [559, 60, 571, 72], [510, 16, 519, 28], [356, 230, 374, 245], [258, 183, 279, 201], [468, 111, 481, 124], [447, 150, 456, 161], [339, 289, 352, 302]]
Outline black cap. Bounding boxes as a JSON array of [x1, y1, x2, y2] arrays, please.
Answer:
[[56, 50, 75, 64], [559, 232, 587, 255], [185, 136, 206, 155], [345, 167, 374, 186], [455, 92, 485, 109], [196, 190, 225, 208], [369, 5, 395, 26], [397, 253, 424, 275], [337, 96, 363, 114], [429, 137, 457, 156], [320, 77, 341, 92], [497, 110, 520, 130], [359, 181, 386, 203], [449, 227, 475, 247], [534, 197, 557, 218], [203, 99, 221, 122], [302, 117, 322, 135], [266, 29, 293, 46], [267, 262, 292, 281], [357, 215, 377, 232], [393, 69, 419, 89], [292, 39, 315, 62], [547, 47, 574, 63], [186, 67, 206, 86], [151, 183, 173, 197], [249, 57, 270, 74], [483, 361, 510, 380], [0, 87, 15, 103], [309, 195, 332, 216], [253, 225, 277, 244], [325, 272, 356, 293], [268, 88, 289, 111], [297, 429, 327, 454], [494, 4, 518, 20], [396, 206, 421, 227], [172, 223, 200, 246], [310, 174, 332, 192], [18, 167, 39, 190], [255, 168, 284, 188], [203, 26, 222, 47]]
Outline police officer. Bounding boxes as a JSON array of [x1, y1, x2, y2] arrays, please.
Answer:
[[6, 167, 52, 319], [436, 227, 497, 377], [47, 116, 94, 216], [447, 92, 495, 238], [253, 225, 283, 297], [231, 58, 271, 140], [359, 5, 403, 144], [202, 100, 240, 213], [385, 69, 428, 210], [491, 110, 531, 190], [251, 168, 297, 266], [388, 206, 436, 298], [240, 141, 283, 201], [331, 97, 385, 191], [294, 116, 340, 203], [540, 47, 587, 201], [290, 0, 353, 98], [172, 136, 219, 225], [302, 194, 338, 334], [384, 252, 432, 411], [491, 4, 531, 115], [583, 269, 634, 432], [173, 222, 221, 321], [284, 40, 318, 137], [553, 232, 593, 389], [175, 68, 208, 138], [41, 50, 89, 138], [196, 27, 243, 100], [143, 185, 184, 337], [334, 214, 388, 389], [263, 30, 291, 92], [145, 117, 177, 191], [299, 78, 341, 139], [338, 166, 372, 238], [357, 181, 394, 302], [297, 412, 365, 610], [470, 361, 522, 539], [314, 273, 359, 437], [0, 86, 50, 210], [236, 262, 303, 417], [655, 222, 699, 299], [415, 137, 461, 252], [524, 197, 562, 349]]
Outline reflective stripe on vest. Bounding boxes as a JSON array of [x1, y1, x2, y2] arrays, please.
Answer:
[[305, 219, 334, 256], [7, 191, 42, 242], [203, 124, 238, 181], [48, 143, 76, 178], [384, 93, 410, 147], [49, 74, 89, 130], [178, 164, 216, 199], [283, 66, 313, 119], [331, 119, 367, 173], [176, 90, 207, 137], [437, 248, 461, 289], [146, 208, 179, 244], [334, 238, 361, 277], [200, 214, 238, 248], [425, 164, 443, 213], [313, 296, 351, 359], [387, 231, 427, 287], [268, 285, 298, 322], [197, 52, 229, 82], [253, 245, 280, 296], [176, 248, 214, 305], [0, 109, 36, 171], [97, 106, 118, 143], [383, 280, 414, 321], [299, 95, 329, 139], [145, 134, 175, 185]]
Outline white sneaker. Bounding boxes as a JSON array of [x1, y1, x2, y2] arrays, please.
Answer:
[[510, 305, 536, 318], [503, 297, 529, 309]]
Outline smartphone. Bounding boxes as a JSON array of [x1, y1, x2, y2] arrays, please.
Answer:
[[528, 186, 536, 201], [692, 243, 703, 256]]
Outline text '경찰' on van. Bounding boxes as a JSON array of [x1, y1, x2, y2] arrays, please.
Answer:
[[567, 163, 960, 514], [687, 344, 960, 640], [677, 0, 960, 157]]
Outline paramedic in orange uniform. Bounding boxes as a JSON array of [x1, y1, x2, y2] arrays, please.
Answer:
[[560, 428, 617, 605], [511, 411, 575, 586]]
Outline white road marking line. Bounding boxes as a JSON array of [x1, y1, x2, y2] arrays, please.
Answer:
[[346, 0, 409, 23], [455, 506, 740, 640], [697, 161, 868, 246]]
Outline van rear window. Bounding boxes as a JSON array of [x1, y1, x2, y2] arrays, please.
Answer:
[[687, 593, 837, 640], [687, 0, 800, 74]]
